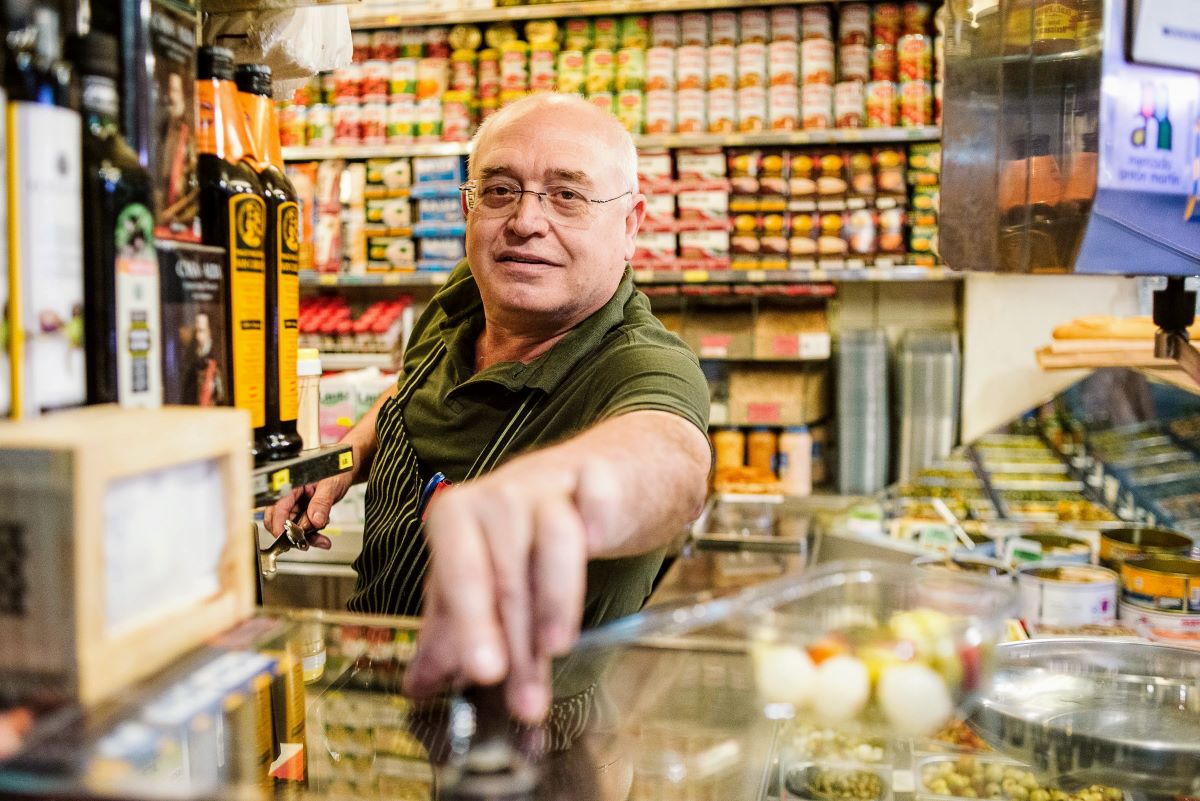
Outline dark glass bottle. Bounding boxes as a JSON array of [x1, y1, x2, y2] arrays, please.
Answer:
[[196, 45, 268, 458], [75, 30, 163, 408], [5, 1, 85, 417], [236, 63, 302, 461]]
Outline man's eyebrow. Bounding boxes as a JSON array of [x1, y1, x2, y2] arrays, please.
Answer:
[[478, 165, 516, 180], [547, 168, 594, 186]]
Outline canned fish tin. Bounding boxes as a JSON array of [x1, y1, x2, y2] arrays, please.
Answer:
[[1007, 532, 1093, 565], [914, 553, 1013, 579], [1018, 564, 1118, 627], [1100, 526, 1194, 572], [1121, 555, 1200, 612], [1119, 600, 1200, 645]]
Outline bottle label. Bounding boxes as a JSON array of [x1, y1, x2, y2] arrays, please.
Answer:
[[9, 102, 85, 417], [0, 87, 8, 418], [196, 79, 218, 156], [1035, 4, 1078, 41], [229, 193, 266, 428], [277, 201, 300, 423], [115, 203, 163, 407]]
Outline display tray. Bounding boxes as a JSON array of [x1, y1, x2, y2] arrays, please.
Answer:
[[970, 638, 1200, 795]]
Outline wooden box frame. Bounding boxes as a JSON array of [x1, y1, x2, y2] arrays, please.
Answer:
[[0, 406, 254, 706]]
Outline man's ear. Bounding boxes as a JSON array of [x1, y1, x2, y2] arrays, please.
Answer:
[[623, 194, 647, 263]]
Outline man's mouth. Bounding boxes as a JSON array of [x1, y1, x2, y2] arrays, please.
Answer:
[[496, 252, 558, 266]]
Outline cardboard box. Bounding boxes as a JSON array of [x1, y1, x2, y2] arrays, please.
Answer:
[[158, 241, 229, 407], [0, 406, 254, 707], [682, 308, 753, 359], [728, 364, 828, 424], [753, 306, 831, 360]]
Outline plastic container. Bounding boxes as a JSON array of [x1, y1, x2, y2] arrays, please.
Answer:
[[296, 348, 322, 450], [778, 426, 813, 496]]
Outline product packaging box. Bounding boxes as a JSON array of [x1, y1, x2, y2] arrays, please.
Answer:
[[728, 364, 828, 424], [158, 241, 229, 406]]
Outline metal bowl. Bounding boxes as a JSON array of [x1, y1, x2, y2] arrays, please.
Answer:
[[970, 638, 1200, 795], [783, 762, 889, 801]]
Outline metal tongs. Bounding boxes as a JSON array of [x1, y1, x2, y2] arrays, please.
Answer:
[[258, 519, 319, 580]]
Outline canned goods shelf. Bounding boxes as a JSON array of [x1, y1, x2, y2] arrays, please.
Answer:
[[350, 0, 856, 30], [201, 0, 358, 11], [282, 127, 942, 162], [254, 444, 355, 507], [320, 352, 398, 370], [300, 270, 450, 287]]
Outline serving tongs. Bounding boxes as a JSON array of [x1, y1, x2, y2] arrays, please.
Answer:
[[258, 519, 330, 579]]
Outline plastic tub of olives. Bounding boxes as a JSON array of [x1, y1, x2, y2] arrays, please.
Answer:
[[742, 561, 1016, 737], [915, 754, 1124, 801]]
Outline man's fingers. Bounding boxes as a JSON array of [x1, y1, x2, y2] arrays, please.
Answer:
[[302, 479, 341, 530], [263, 487, 304, 536], [425, 499, 507, 685], [532, 495, 587, 658], [404, 593, 462, 698]]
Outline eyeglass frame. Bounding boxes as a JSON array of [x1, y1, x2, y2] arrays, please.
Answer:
[[458, 179, 634, 224]]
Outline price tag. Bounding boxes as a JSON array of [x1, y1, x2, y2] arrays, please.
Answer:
[[772, 335, 801, 359], [699, 334, 733, 358], [746, 270, 767, 282], [338, 451, 354, 471], [746, 403, 782, 425], [383, 274, 401, 285], [270, 468, 291, 493], [318, 273, 338, 286], [682, 269, 709, 283]]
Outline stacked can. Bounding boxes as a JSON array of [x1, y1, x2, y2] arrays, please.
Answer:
[[645, 45, 675, 134], [833, 3, 868, 128], [866, 3, 900, 128], [897, 2, 934, 128], [800, 5, 833, 130]]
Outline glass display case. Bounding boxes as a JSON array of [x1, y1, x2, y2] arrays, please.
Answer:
[[941, 0, 1200, 275]]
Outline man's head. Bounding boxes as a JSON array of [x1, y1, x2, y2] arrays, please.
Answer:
[[464, 94, 645, 335], [166, 72, 186, 122], [194, 312, 212, 356]]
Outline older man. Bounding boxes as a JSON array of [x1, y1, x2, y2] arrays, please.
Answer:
[[265, 93, 711, 723]]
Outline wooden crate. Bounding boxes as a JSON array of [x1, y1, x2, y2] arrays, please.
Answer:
[[0, 406, 254, 706]]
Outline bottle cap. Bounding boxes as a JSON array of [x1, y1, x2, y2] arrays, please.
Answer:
[[234, 63, 274, 97], [297, 348, 323, 377], [198, 46, 236, 81]]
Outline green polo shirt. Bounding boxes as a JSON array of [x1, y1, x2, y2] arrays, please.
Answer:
[[396, 259, 710, 636]]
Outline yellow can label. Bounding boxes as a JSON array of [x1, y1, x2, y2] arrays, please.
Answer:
[[229, 193, 266, 429], [277, 201, 300, 424], [1122, 562, 1200, 613]]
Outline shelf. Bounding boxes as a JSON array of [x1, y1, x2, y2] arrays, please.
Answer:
[[699, 355, 830, 363], [321, 352, 398, 370], [282, 127, 941, 162], [202, 0, 358, 11], [301, 270, 450, 287], [253, 444, 354, 507], [635, 266, 960, 284], [350, 0, 837, 29]]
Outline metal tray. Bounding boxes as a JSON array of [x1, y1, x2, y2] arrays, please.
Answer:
[[970, 638, 1200, 795]]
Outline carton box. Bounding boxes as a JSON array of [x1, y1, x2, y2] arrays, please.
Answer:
[[728, 364, 828, 424], [682, 308, 753, 359], [753, 306, 831, 360]]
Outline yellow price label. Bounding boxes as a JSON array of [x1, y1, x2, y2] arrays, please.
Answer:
[[318, 273, 337, 286], [338, 451, 354, 471], [682, 270, 708, 283], [270, 468, 291, 493], [746, 270, 767, 282]]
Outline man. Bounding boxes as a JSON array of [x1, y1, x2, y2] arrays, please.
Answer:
[[264, 93, 712, 724]]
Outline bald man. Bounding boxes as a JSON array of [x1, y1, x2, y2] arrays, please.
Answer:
[[265, 94, 711, 724]]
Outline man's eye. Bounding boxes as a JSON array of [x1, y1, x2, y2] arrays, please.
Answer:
[[483, 185, 517, 198], [552, 188, 582, 202]]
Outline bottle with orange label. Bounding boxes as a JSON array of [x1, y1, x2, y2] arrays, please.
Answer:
[[196, 46, 268, 459], [235, 63, 303, 462]]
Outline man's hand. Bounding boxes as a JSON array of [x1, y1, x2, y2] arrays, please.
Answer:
[[402, 458, 621, 723], [262, 471, 355, 538]]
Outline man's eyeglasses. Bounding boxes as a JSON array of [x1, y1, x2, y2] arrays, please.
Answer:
[[459, 180, 632, 229]]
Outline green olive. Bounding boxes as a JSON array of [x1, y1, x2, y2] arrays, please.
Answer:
[[986, 782, 1004, 798], [1030, 789, 1051, 801], [986, 765, 1006, 783], [930, 779, 952, 795]]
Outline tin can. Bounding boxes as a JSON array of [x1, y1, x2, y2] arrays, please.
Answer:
[[770, 7, 800, 42], [737, 85, 766, 132], [499, 42, 529, 92], [1006, 532, 1093, 565], [586, 92, 613, 115], [740, 9, 769, 42], [442, 91, 472, 142], [279, 104, 306, 147], [676, 45, 706, 90], [675, 88, 707, 133], [737, 42, 767, 88], [361, 60, 390, 102], [306, 104, 333, 145], [681, 12, 709, 46], [834, 80, 865, 128], [801, 83, 833, 129], [620, 15, 649, 49], [556, 50, 586, 94], [646, 47, 675, 91], [371, 31, 402, 61], [768, 40, 798, 86], [1122, 555, 1200, 613], [616, 47, 647, 91], [449, 50, 477, 93], [1100, 527, 1194, 572], [530, 46, 558, 92], [592, 17, 619, 50], [873, 3, 902, 45], [899, 80, 932, 127], [415, 97, 443, 141], [424, 26, 451, 59], [840, 43, 870, 83], [351, 31, 371, 62], [768, 84, 799, 130], [865, 81, 897, 127], [448, 24, 482, 52], [390, 58, 418, 97], [586, 49, 615, 94], [616, 90, 644, 134], [1018, 564, 1118, 627], [914, 553, 1014, 579], [711, 11, 738, 45], [360, 102, 387, 145], [802, 5, 833, 40], [707, 87, 736, 133], [708, 44, 736, 90], [898, 34, 933, 81], [903, 1, 932, 35], [416, 57, 449, 99], [399, 27, 425, 58], [801, 39, 835, 85], [839, 3, 871, 46], [871, 43, 897, 82], [1119, 600, 1200, 645], [332, 103, 361, 145], [562, 18, 592, 51], [650, 13, 680, 47], [387, 99, 415, 143], [645, 90, 675, 134], [333, 64, 362, 103]]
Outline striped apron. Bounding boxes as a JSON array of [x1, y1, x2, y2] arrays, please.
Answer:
[[346, 340, 594, 750]]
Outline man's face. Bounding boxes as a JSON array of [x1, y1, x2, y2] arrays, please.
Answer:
[[194, 313, 212, 355], [167, 73, 186, 121], [465, 106, 646, 330]]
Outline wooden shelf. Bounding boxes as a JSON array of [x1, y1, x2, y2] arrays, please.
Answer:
[[283, 127, 941, 162]]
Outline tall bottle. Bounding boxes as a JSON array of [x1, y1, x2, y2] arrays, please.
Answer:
[[195, 45, 267, 457], [0, 6, 7, 418], [75, 30, 163, 408], [236, 63, 302, 461], [6, 2, 85, 418]]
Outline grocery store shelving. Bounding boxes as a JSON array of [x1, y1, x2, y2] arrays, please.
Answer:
[[254, 444, 355, 507], [282, 127, 942, 162], [299, 266, 958, 288], [202, 0, 358, 10], [320, 352, 398, 370], [350, 0, 847, 29]]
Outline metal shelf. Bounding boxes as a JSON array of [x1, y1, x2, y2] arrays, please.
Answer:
[[203, 0, 359, 11], [254, 444, 354, 507], [282, 127, 941, 162], [635, 266, 960, 284], [350, 0, 837, 29], [300, 270, 450, 287], [321, 352, 398, 370]]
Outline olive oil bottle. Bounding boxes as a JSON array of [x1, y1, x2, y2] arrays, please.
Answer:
[[76, 30, 163, 408], [195, 45, 267, 458], [236, 63, 302, 461]]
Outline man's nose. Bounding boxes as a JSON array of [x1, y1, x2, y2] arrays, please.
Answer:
[[507, 191, 550, 236]]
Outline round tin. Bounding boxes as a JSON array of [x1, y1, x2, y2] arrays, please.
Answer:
[[1099, 526, 1193, 572], [1018, 563, 1118, 627], [1118, 600, 1200, 646], [913, 553, 1013, 579], [1121, 554, 1200, 613], [1007, 532, 1093, 565]]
